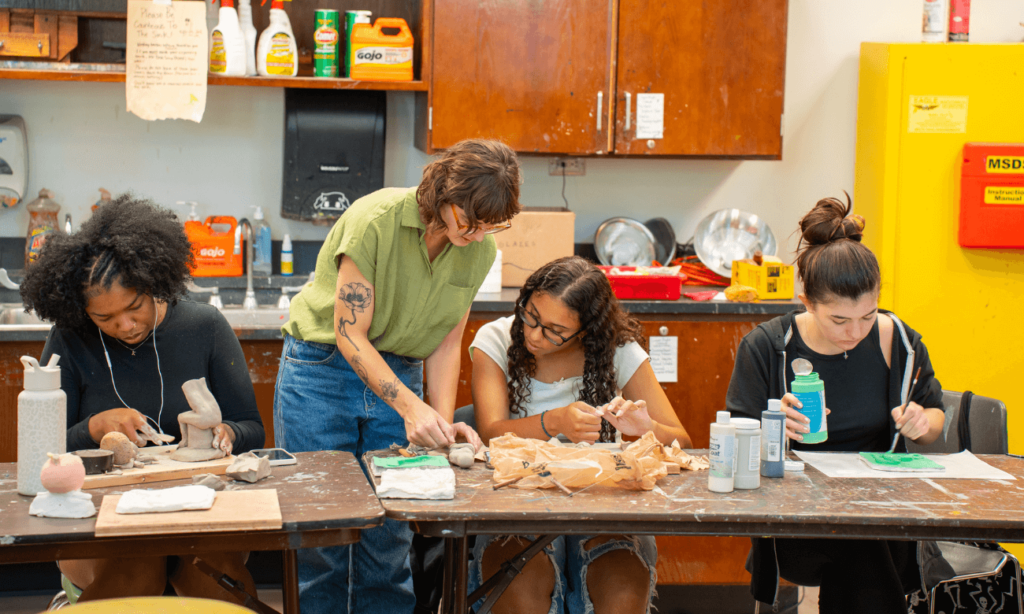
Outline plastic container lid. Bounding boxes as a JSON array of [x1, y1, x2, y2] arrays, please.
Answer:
[[767, 399, 782, 412], [252, 206, 265, 220], [731, 417, 761, 431], [21, 354, 61, 391], [716, 411, 731, 425]]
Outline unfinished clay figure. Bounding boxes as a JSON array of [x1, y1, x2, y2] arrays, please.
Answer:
[[100, 432, 138, 466], [225, 452, 270, 483], [447, 443, 475, 468], [171, 377, 226, 462], [29, 453, 97, 519]]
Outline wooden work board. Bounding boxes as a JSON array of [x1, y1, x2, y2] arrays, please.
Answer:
[[82, 445, 235, 490], [94, 489, 282, 537]]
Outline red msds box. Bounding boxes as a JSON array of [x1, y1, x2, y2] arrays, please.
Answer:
[[959, 143, 1024, 248]]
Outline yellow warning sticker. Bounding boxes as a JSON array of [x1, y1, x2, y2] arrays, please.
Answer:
[[984, 187, 1024, 205], [907, 95, 968, 133], [986, 157, 1024, 174]]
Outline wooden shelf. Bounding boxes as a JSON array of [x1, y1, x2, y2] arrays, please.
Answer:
[[0, 68, 428, 91]]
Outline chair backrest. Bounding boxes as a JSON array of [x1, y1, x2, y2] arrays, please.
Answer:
[[906, 390, 1008, 455]]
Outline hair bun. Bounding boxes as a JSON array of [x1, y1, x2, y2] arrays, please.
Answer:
[[798, 194, 865, 247]]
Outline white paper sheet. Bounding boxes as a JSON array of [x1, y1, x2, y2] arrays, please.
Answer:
[[648, 336, 678, 383], [794, 450, 1015, 480], [635, 93, 664, 139]]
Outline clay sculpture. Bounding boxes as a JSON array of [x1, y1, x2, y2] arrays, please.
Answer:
[[192, 473, 229, 491], [29, 453, 97, 519], [447, 443, 475, 469], [100, 432, 138, 466], [225, 452, 271, 483], [171, 377, 226, 462]]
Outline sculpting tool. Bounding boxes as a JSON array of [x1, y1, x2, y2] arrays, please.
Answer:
[[493, 475, 526, 490], [887, 366, 923, 454]]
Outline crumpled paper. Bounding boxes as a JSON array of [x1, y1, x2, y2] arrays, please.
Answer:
[[490, 432, 674, 491]]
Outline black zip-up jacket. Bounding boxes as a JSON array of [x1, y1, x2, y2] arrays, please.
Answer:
[[725, 309, 947, 606]]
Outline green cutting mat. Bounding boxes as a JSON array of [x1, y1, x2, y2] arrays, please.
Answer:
[[859, 452, 945, 472]]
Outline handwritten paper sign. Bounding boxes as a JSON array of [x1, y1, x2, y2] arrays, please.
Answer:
[[648, 335, 678, 383], [126, 0, 208, 122], [635, 93, 664, 140]]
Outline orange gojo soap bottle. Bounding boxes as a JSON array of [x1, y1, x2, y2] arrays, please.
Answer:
[[349, 18, 414, 82], [185, 216, 244, 277]]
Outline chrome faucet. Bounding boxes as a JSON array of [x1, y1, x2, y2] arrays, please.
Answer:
[[64, 213, 72, 234], [186, 281, 224, 309], [0, 268, 19, 290], [234, 218, 258, 311]]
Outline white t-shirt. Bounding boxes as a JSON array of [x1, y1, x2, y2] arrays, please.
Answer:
[[469, 316, 649, 418]]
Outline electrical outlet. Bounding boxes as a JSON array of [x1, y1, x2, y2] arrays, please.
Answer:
[[548, 157, 586, 176]]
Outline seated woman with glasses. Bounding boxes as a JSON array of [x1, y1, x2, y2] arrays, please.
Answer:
[[467, 256, 691, 614]]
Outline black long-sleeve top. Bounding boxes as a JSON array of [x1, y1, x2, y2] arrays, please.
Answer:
[[41, 300, 265, 454]]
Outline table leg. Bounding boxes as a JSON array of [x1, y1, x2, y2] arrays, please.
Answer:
[[454, 537, 470, 614], [441, 537, 456, 614], [282, 549, 300, 614]]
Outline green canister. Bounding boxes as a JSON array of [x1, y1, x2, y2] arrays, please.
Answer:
[[313, 9, 340, 77], [792, 372, 828, 444], [343, 10, 372, 78]]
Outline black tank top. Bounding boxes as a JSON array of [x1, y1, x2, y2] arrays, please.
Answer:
[[787, 317, 891, 452]]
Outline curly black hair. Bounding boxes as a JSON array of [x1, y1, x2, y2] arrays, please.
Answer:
[[20, 193, 194, 331], [507, 256, 647, 442]]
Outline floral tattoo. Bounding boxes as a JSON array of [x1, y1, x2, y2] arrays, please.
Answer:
[[337, 282, 372, 351], [379, 378, 400, 403]]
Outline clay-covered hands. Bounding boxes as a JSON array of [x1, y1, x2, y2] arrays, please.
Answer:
[[88, 407, 147, 446], [553, 401, 603, 444], [780, 393, 831, 443], [452, 422, 483, 452], [892, 401, 929, 441], [598, 396, 655, 437], [211, 423, 235, 456], [403, 401, 455, 449]]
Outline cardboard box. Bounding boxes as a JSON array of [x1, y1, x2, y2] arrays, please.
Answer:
[[494, 208, 575, 287], [731, 259, 794, 299]]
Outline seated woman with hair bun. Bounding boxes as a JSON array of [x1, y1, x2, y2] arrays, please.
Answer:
[[726, 195, 947, 614], [20, 194, 264, 606]]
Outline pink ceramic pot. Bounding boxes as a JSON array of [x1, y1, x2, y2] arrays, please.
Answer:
[[39, 453, 86, 494]]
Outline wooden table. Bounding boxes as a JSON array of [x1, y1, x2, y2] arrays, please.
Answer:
[[366, 449, 1024, 614], [0, 451, 383, 614]]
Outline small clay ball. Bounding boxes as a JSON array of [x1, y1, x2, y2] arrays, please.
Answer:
[[100, 432, 137, 465]]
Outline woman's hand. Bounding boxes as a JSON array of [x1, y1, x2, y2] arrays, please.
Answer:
[[211, 423, 235, 456], [892, 401, 929, 441], [553, 402, 602, 444], [599, 396, 655, 437], [451, 422, 483, 452], [88, 408, 147, 445], [403, 400, 455, 449], [781, 393, 831, 443]]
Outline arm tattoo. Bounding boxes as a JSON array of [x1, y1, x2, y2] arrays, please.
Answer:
[[337, 282, 372, 351], [349, 354, 369, 383], [379, 378, 400, 403]]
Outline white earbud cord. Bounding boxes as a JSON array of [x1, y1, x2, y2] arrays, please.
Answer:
[[98, 302, 165, 435]]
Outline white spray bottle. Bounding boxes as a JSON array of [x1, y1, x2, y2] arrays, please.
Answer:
[[237, 0, 258, 76], [209, 0, 246, 76], [257, 0, 298, 77]]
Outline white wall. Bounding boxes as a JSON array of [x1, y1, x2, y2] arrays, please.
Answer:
[[2, 1, 1023, 257]]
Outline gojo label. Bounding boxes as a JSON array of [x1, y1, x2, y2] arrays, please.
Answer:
[[199, 247, 226, 258], [353, 46, 412, 65]]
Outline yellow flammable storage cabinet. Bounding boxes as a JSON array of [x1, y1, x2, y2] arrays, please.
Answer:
[[855, 45, 1024, 459]]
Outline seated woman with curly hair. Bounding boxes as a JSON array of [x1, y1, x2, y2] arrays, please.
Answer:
[[20, 194, 265, 605], [468, 256, 692, 614]]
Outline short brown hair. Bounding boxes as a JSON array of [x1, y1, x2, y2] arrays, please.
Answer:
[[416, 139, 522, 232], [795, 193, 880, 304]]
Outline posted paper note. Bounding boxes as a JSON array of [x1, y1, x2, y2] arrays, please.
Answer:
[[649, 336, 678, 383], [635, 93, 665, 139], [126, 0, 208, 122]]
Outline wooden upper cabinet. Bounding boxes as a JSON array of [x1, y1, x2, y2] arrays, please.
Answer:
[[430, 0, 615, 154], [613, 0, 788, 157]]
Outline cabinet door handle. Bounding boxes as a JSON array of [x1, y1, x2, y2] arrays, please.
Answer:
[[625, 92, 631, 131], [596, 91, 603, 132]]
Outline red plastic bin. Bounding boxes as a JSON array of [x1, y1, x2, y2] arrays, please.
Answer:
[[597, 266, 685, 300]]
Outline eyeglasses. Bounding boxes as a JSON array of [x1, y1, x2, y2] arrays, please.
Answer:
[[449, 203, 512, 235], [517, 300, 583, 347]]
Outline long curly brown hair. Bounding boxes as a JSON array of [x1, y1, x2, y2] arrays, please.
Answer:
[[507, 256, 647, 442]]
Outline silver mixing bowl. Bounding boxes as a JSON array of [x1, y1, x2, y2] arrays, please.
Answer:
[[693, 209, 777, 278]]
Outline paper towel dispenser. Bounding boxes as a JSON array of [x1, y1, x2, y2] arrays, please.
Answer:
[[281, 89, 386, 224], [0, 116, 28, 209]]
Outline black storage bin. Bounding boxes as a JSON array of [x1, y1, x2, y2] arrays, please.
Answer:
[[281, 89, 386, 224]]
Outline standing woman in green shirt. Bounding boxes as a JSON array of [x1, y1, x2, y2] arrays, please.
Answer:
[[274, 139, 521, 614]]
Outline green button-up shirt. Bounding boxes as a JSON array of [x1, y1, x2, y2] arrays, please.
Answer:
[[282, 187, 496, 359]]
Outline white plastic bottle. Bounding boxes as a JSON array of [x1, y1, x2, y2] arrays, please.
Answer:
[[237, 0, 258, 76], [18, 355, 66, 496], [280, 233, 294, 276], [922, 0, 950, 42], [257, 0, 299, 77], [209, 0, 246, 76], [252, 206, 273, 275], [708, 410, 736, 493]]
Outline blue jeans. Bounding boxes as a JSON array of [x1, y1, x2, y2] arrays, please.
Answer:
[[468, 534, 658, 614], [274, 334, 423, 614]]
